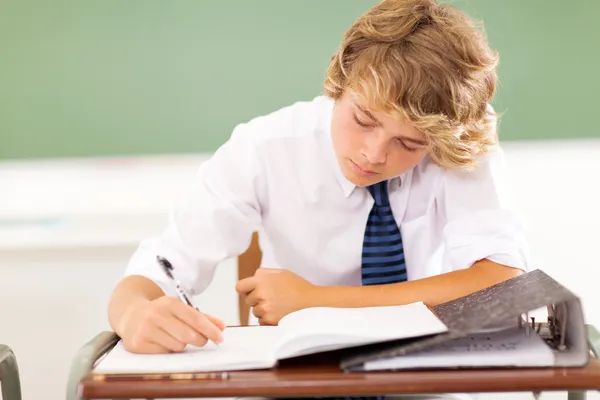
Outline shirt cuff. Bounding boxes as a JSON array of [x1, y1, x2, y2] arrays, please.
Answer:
[[443, 208, 530, 272], [123, 237, 185, 299]]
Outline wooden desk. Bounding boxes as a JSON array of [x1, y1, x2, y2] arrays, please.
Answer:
[[80, 358, 600, 400], [69, 330, 600, 400]]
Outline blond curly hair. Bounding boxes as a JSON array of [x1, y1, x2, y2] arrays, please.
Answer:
[[324, 0, 500, 170]]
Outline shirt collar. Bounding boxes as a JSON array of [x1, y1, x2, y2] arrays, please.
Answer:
[[321, 96, 357, 198]]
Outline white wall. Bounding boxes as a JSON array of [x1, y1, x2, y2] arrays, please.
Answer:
[[1, 140, 599, 400]]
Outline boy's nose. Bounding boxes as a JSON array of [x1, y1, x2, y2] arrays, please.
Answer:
[[361, 137, 387, 165]]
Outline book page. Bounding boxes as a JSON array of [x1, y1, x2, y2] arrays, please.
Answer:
[[94, 326, 282, 374], [362, 325, 555, 370], [275, 302, 448, 360]]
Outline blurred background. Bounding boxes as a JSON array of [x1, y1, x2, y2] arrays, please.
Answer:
[[1, 1, 599, 399]]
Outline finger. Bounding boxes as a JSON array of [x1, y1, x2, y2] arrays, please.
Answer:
[[258, 317, 277, 326], [124, 337, 171, 354], [170, 302, 224, 344], [244, 290, 261, 307], [252, 303, 264, 318], [153, 312, 209, 348], [235, 276, 258, 295], [204, 313, 226, 331], [149, 325, 189, 352]]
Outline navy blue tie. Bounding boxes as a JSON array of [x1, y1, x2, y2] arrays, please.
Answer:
[[338, 180, 407, 400], [361, 180, 408, 286]]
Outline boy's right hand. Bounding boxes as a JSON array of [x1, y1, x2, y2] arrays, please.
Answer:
[[119, 296, 225, 354]]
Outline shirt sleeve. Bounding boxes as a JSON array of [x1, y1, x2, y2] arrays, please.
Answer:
[[439, 145, 530, 272], [124, 122, 265, 297]]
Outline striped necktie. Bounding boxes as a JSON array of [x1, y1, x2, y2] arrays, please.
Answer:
[[348, 180, 407, 400], [362, 180, 407, 285]]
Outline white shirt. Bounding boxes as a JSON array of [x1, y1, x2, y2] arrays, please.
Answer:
[[125, 95, 529, 309]]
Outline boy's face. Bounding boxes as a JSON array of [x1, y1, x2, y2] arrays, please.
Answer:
[[330, 91, 430, 188]]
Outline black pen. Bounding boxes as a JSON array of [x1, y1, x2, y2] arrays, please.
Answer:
[[156, 255, 198, 310], [157, 255, 225, 346]]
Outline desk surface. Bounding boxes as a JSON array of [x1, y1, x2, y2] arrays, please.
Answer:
[[80, 356, 600, 399]]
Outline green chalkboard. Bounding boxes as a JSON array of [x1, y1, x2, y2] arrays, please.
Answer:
[[1, 0, 598, 160]]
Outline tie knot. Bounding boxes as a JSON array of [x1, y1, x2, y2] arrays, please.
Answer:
[[367, 181, 390, 206]]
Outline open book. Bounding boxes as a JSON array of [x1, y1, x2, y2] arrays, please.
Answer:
[[93, 301, 447, 374]]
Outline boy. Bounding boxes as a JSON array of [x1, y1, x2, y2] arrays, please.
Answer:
[[108, 0, 528, 359]]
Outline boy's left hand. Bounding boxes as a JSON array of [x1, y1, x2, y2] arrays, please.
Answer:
[[235, 268, 318, 325]]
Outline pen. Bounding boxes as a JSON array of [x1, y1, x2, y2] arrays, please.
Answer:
[[156, 255, 224, 346], [156, 255, 198, 311]]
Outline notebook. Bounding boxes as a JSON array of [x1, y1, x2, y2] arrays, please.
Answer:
[[93, 301, 448, 374]]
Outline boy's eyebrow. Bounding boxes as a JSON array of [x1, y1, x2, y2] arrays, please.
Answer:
[[355, 104, 381, 126], [355, 103, 428, 147]]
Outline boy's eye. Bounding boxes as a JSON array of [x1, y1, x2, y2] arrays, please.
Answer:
[[397, 139, 419, 153], [353, 113, 374, 128]]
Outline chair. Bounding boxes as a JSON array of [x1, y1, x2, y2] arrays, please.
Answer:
[[0, 343, 22, 400], [238, 232, 262, 325]]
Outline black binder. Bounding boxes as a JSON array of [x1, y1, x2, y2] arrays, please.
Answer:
[[340, 269, 590, 371]]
